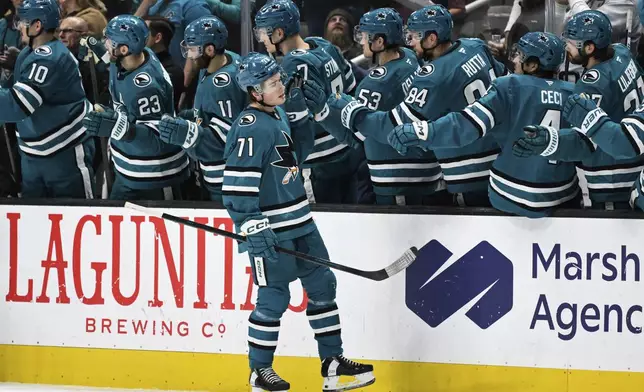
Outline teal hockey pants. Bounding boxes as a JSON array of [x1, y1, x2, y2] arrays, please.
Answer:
[[246, 229, 343, 369], [20, 139, 95, 199]]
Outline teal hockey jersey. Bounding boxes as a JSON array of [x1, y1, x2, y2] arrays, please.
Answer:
[[570, 44, 644, 205], [387, 39, 504, 194], [222, 106, 316, 246], [280, 44, 351, 167], [419, 74, 579, 218], [305, 36, 357, 93], [0, 40, 91, 158], [185, 51, 248, 201], [108, 48, 189, 189], [328, 47, 446, 197]]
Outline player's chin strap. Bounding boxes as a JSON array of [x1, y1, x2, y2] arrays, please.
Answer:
[[26, 23, 43, 48]]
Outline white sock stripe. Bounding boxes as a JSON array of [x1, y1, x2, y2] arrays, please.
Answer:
[[313, 324, 341, 334], [307, 309, 339, 321], [248, 336, 278, 347], [249, 323, 280, 332]]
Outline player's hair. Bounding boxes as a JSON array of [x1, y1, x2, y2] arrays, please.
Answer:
[[372, 33, 400, 51], [144, 16, 175, 49], [523, 56, 556, 79], [247, 87, 261, 103], [586, 42, 614, 62]]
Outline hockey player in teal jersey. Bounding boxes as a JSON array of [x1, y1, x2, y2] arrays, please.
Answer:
[[513, 10, 644, 209], [306, 36, 357, 94], [312, 7, 442, 205], [83, 15, 190, 200], [223, 52, 374, 392], [157, 15, 247, 202], [328, 5, 505, 206], [0, 0, 95, 198], [254, 0, 369, 204], [387, 32, 580, 218]]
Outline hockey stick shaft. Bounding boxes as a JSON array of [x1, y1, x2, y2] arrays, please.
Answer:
[[124, 202, 402, 280], [2, 124, 17, 181], [87, 51, 113, 196]]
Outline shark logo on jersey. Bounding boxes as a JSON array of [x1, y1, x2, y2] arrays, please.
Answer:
[[581, 69, 601, 84], [239, 114, 256, 126], [134, 72, 152, 88], [417, 64, 435, 77], [163, 10, 176, 19], [213, 73, 231, 87], [271, 131, 299, 185], [34, 46, 53, 56], [369, 66, 387, 79], [290, 49, 308, 56]]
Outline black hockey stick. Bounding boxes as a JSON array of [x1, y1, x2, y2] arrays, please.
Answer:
[[87, 51, 113, 196], [125, 202, 418, 281]]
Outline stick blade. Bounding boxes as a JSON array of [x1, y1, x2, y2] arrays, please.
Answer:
[[368, 246, 418, 281], [124, 202, 163, 217]]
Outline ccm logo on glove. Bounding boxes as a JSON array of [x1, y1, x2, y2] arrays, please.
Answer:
[[241, 218, 271, 236]]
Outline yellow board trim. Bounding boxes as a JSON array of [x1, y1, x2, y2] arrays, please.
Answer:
[[1, 344, 643, 392]]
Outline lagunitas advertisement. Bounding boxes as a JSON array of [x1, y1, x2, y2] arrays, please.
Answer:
[[3, 205, 644, 373], [1, 206, 310, 356]]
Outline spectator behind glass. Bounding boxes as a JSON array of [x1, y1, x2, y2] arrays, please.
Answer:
[[58, 16, 110, 104], [323, 8, 367, 83], [59, 0, 108, 37], [0, 0, 23, 87], [58, 16, 87, 50], [144, 16, 184, 111]]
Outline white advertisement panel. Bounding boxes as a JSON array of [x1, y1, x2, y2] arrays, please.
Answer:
[[2, 205, 644, 373]]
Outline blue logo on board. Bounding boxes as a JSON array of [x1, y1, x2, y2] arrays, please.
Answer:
[[406, 240, 513, 329]]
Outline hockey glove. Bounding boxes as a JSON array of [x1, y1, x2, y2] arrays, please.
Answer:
[[177, 108, 199, 121], [512, 125, 559, 157], [159, 114, 200, 148], [302, 79, 327, 116], [284, 85, 310, 124], [387, 122, 430, 156], [324, 93, 367, 130], [240, 216, 278, 261], [630, 170, 644, 210], [83, 104, 131, 140], [563, 93, 608, 136]]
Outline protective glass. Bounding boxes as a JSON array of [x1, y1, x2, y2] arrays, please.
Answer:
[[16, 19, 30, 30], [180, 40, 202, 59], [509, 44, 525, 63], [564, 37, 584, 50], [253, 26, 272, 43], [104, 38, 118, 53], [404, 27, 423, 46], [353, 26, 371, 44]]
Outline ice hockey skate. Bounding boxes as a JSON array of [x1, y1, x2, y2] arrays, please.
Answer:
[[321, 355, 375, 391], [250, 367, 290, 392]]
